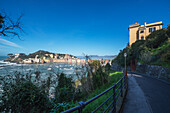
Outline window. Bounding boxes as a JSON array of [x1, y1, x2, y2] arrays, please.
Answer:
[[153, 27, 156, 31], [140, 30, 144, 33], [149, 27, 156, 32], [149, 28, 152, 32], [141, 36, 144, 40]]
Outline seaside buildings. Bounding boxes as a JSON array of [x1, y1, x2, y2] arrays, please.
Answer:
[[128, 21, 164, 46], [7, 52, 111, 65]]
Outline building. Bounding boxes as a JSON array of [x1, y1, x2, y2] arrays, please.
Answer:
[[128, 21, 163, 46], [23, 58, 33, 64], [14, 54, 20, 58]]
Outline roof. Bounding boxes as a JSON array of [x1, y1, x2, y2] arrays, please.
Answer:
[[128, 21, 163, 29]]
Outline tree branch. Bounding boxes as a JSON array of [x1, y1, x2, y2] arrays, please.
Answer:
[[0, 13, 24, 39]]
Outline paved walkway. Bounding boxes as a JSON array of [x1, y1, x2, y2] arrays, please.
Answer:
[[122, 73, 170, 113], [122, 73, 152, 113]]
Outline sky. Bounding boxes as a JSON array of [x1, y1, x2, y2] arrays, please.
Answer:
[[0, 0, 170, 56]]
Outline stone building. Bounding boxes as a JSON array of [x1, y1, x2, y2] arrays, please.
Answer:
[[128, 21, 163, 46]]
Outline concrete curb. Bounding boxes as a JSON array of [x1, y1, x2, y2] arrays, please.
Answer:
[[118, 77, 128, 113], [118, 81, 128, 113]]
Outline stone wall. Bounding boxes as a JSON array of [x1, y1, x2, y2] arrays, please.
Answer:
[[111, 63, 170, 82], [111, 63, 131, 73], [136, 64, 170, 82]]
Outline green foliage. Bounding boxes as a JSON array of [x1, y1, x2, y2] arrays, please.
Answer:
[[7, 53, 13, 56], [0, 77, 53, 113], [166, 25, 170, 37], [90, 60, 100, 71], [139, 50, 152, 64], [113, 47, 131, 67], [161, 50, 170, 64], [19, 53, 28, 59], [92, 66, 108, 89], [131, 40, 146, 59], [90, 61, 111, 89], [51, 102, 76, 113], [113, 26, 170, 68], [83, 71, 123, 112], [55, 73, 75, 103], [27, 50, 52, 58], [105, 63, 111, 71], [145, 30, 168, 49]]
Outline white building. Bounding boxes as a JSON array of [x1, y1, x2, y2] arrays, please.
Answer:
[[14, 54, 20, 58], [23, 59, 33, 64]]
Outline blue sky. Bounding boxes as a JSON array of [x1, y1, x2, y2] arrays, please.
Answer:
[[0, 0, 170, 56]]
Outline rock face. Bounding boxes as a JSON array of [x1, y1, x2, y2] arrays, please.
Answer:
[[136, 64, 170, 82]]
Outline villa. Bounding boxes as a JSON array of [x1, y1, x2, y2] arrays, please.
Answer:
[[128, 21, 164, 46]]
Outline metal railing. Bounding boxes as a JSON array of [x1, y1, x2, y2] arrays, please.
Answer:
[[62, 75, 127, 113]]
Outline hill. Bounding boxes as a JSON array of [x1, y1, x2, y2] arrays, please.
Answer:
[[5, 50, 76, 63], [113, 25, 170, 68]]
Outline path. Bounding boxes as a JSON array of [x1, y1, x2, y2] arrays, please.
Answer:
[[122, 73, 170, 113]]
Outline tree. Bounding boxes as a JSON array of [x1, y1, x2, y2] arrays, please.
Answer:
[[0, 75, 53, 113], [7, 53, 13, 56], [0, 12, 24, 39], [55, 73, 75, 103]]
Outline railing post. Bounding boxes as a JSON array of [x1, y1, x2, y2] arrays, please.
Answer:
[[124, 75, 126, 89], [121, 79, 123, 97], [78, 101, 85, 113], [126, 74, 128, 89], [113, 83, 116, 113]]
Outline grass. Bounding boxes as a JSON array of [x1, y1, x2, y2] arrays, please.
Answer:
[[81, 71, 123, 113], [52, 71, 124, 113], [59, 71, 124, 113]]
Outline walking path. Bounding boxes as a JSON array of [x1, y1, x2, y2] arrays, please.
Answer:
[[122, 73, 152, 113], [122, 73, 170, 113]]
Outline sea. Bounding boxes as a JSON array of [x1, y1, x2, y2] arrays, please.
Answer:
[[0, 55, 116, 77], [0, 55, 115, 98], [0, 56, 83, 79]]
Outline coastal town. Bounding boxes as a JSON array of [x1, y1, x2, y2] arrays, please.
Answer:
[[5, 50, 112, 65]]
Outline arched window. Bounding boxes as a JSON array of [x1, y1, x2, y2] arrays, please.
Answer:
[[141, 36, 144, 40], [140, 30, 144, 33]]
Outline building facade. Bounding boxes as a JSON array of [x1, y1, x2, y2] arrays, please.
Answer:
[[128, 21, 163, 46]]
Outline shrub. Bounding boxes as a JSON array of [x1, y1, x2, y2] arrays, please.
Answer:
[[0, 79, 52, 113], [161, 50, 170, 64], [55, 73, 75, 103], [139, 50, 152, 64], [166, 25, 170, 37], [146, 30, 168, 49]]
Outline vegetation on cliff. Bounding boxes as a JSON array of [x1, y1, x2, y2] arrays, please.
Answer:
[[0, 60, 123, 112], [113, 25, 170, 68], [5, 50, 76, 63]]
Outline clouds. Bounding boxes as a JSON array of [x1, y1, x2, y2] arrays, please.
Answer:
[[0, 38, 22, 48]]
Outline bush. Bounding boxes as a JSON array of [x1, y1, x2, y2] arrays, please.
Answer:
[[139, 50, 152, 63], [113, 47, 131, 67], [166, 25, 170, 37], [146, 30, 168, 49], [55, 73, 75, 103], [0, 79, 52, 113], [161, 50, 170, 64], [131, 40, 146, 59]]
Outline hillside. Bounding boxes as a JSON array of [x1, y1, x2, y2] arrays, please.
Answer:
[[113, 25, 170, 68], [5, 50, 76, 63]]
